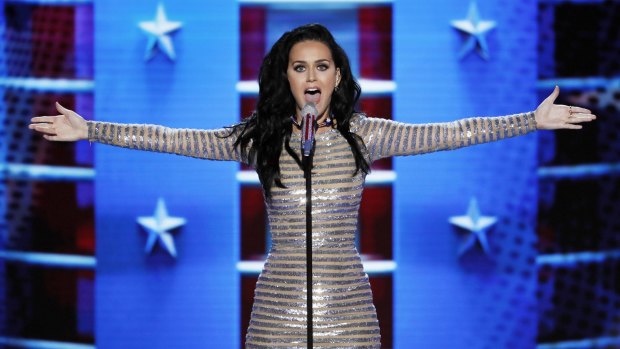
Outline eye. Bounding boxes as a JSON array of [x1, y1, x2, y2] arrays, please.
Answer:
[[317, 64, 329, 71], [293, 65, 305, 72]]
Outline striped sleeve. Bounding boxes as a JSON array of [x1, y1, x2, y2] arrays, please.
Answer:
[[86, 121, 250, 164], [351, 112, 537, 162]]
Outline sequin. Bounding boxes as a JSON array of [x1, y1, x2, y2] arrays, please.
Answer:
[[123, 126, 130, 146], [131, 126, 138, 149], [139, 125, 145, 149], [84, 112, 537, 348], [434, 124, 441, 151], [101, 123, 107, 143], [418, 124, 426, 151], [515, 114, 523, 136], [426, 124, 434, 149], [109, 124, 115, 143]]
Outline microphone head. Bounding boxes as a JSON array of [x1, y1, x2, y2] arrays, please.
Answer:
[[300, 103, 317, 157], [301, 102, 317, 118]]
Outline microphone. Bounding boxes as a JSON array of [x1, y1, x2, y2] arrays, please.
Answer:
[[300, 103, 317, 157]]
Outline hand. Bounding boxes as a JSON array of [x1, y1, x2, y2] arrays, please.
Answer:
[[535, 86, 597, 130], [29, 102, 88, 141]]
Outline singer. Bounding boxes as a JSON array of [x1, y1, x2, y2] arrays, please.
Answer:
[[29, 24, 595, 348]]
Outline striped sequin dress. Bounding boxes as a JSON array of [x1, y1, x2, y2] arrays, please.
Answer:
[[87, 112, 537, 348]]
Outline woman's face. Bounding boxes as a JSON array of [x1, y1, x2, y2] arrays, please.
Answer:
[[287, 40, 340, 122]]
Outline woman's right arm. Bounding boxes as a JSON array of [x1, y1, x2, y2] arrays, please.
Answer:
[[30, 102, 251, 164]]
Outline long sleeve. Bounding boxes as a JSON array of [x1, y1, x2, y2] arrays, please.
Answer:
[[86, 120, 251, 164], [350, 112, 537, 162]]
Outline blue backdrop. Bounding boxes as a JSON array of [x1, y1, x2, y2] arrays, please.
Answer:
[[394, 0, 538, 347], [94, 0, 538, 348], [95, 1, 239, 347]]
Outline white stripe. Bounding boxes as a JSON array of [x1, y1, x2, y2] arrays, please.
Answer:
[[0, 163, 94, 181], [537, 76, 619, 91], [238, 260, 396, 274], [4, 0, 92, 4], [239, 0, 392, 5], [537, 0, 606, 4], [0, 250, 96, 269], [0, 77, 93, 93], [538, 336, 620, 349], [0, 337, 94, 349], [236, 170, 396, 185], [538, 162, 620, 179], [537, 250, 620, 266], [237, 79, 396, 95]]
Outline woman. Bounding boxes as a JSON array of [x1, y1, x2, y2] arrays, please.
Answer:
[[30, 24, 595, 348]]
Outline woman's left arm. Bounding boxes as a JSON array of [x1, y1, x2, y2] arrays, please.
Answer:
[[356, 86, 596, 162]]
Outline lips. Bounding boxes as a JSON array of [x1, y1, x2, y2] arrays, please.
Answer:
[[304, 87, 321, 104]]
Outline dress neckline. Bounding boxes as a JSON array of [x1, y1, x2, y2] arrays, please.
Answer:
[[290, 127, 338, 141]]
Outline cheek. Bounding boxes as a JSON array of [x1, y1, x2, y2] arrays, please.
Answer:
[[287, 76, 301, 93]]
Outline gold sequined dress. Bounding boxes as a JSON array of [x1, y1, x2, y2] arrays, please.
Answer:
[[87, 112, 537, 348]]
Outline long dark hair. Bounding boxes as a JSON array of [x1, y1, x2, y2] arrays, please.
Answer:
[[230, 23, 370, 198]]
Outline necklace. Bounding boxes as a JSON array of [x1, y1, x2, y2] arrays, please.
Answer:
[[290, 115, 333, 129]]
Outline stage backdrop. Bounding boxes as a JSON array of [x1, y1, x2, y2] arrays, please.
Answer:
[[95, 0, 538, 348], [95, 1, 239, 347], [394, 0, 538, 348]]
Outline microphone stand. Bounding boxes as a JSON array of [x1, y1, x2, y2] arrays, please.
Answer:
[[298, 104, 317, 348], [303, 150, 313, 349]]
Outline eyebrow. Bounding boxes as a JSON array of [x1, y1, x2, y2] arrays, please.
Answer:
[[291, 59, 331, 65]]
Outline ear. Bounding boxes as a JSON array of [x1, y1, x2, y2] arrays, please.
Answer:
[[336, 68, 341, 86]]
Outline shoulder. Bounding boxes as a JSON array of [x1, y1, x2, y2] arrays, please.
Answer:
[[349, 113, 393, 133], [349, 112, 369, 133]]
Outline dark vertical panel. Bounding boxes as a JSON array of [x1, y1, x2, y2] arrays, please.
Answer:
[[240, 275, 258, 349], [359, 187, 392, 259], [31, 6, 75, 78], [360, 97, 393, 170], [240, 6, 265, 81], [241, 186, 267, 260], [359, 6, 392, 80], [369, 276, 393, 349]]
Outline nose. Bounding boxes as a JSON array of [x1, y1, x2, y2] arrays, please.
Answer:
[[306, 69, 316, 82]]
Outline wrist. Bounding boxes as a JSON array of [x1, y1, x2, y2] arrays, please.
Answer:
[[528, 111, 538, 131], [83, 120, 92, 141]]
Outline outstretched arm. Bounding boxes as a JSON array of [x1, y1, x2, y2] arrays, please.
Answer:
[[354, 86, 596, 162], [29, 102, 250, 163]]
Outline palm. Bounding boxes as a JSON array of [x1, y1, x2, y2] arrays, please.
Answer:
[[535, 86, 596, 130], [29, 102, 88, 141]]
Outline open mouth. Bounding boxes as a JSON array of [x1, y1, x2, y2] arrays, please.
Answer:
[[304, 88, 321, 104]]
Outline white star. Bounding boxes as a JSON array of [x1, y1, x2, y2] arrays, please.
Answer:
[[137, 198, 186, 258], [138, 3, 182, 61], [449, 197, 497, 256], [451, 1, 497, 60]]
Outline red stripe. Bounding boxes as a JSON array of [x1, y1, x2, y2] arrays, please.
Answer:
[[304, 114, 311, 140]]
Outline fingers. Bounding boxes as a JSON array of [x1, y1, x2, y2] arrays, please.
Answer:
[[30, 115, 60, 124], [570, 106, 591, 114], [568, 113, 596, 121], [42, 134, 59, 141], [560, 105, 592, 114], [56, 101, 68, 114], [29, 124, 57, 135], [546, 85, 560, 103]]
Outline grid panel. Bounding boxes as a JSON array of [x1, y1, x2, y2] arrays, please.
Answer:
[[1, 2, 94, 345], [537, 2, 620, 345]]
